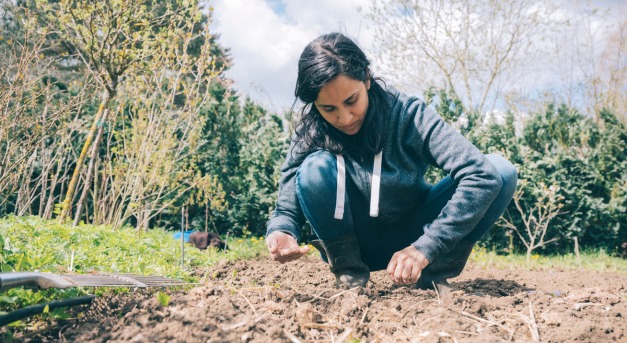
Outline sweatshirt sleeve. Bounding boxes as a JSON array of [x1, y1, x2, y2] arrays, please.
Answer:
[[266, 138, 307, 242], [408, 101, 503, 262]]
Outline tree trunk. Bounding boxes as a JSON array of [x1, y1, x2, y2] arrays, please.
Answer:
[[59, 93, 109, 222], [73, 108, 110, 226], [92, 158, 100, 225]]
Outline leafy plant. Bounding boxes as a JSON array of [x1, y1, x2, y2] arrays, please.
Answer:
[[156, 292, 171, 307]]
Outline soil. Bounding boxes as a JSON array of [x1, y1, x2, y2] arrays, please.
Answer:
[[8, 254, 627, 342]]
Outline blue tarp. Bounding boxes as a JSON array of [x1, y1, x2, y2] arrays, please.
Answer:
[[172, 230, 198, 243]]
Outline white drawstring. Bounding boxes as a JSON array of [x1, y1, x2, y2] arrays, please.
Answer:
[[370, 151, 382, 217], [334, 154, 346, 220], [334, 151, 383, 220]]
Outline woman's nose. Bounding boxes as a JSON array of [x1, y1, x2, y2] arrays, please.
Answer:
[[337, 107, 353, 125]]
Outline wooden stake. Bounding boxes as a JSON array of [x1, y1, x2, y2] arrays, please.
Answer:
[[574, 237, 582, 268], [181, 207, 185, 267]]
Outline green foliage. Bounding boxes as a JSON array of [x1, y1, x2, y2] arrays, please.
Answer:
[[227, 101, 288, 236], [512, 105, 626, 253], [0, 215, 266, 317], [428, 89, 626, 255], [1, 0, 284, 238], [182, 84, 288, 237], [425, 87, 464, 123], [156, 292, 171, 307]]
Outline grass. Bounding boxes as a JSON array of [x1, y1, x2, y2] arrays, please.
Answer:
[[0, 215, 266, 278], [0, 215, 266, 320], [470, 245, 627, 272]]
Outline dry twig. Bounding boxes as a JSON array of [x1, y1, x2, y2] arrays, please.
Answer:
[[238, 291, 258, 317], [454, 330, 478, 336], [528, 301, 540, 341], [329, 287, 360, 300], [283, 329, 303, 343], [300, 323, 341, 330], [460, 310, 514, 336], [518, 301, 540, 341], [222, 320, 248, 331], [359, 307, 369, 324], [432, 281, 442, 304]]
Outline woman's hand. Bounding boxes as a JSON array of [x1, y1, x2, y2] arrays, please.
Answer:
[[266, 231, 310, 263], [387, 246, 430, 284]]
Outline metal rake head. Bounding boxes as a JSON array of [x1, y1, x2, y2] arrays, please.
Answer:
[[0, 272, 196, 291]]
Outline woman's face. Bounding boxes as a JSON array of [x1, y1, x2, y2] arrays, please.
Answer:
[[314, 74, 370, 135]]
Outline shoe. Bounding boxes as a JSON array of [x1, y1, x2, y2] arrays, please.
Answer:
[[415, 240, 475, 294], [310, 232, 370, 287]]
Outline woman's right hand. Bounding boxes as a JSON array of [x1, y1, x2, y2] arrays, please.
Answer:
[[266, 231, 310, 263]]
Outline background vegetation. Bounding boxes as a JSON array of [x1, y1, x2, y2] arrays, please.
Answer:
[[0, 0, 287, 239], [0, 1, 624, 332], [0, 215, 266, 323], [0, 0, 624, 262]]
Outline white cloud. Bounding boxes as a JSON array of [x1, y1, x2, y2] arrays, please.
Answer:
[[210, 0, 623, 114], [210, 0, 374, 112]]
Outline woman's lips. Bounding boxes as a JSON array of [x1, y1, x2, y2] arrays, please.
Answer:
[[340, 121, 361, 133]]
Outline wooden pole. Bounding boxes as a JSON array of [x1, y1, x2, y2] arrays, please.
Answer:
[[574, 237, 581, 268], [181, 206, 185, 268]]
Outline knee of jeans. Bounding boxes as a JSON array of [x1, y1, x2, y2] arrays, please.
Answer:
[[296, 151, 336, 193], [486, 153, 518, 191]]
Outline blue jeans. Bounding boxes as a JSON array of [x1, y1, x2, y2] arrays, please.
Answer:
[[295, 152, 517, 271]]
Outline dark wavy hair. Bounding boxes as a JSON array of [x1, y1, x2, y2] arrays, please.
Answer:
[[292, 33, 391, 156]]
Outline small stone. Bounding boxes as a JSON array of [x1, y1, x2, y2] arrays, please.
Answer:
[[295, 302, 316, 323], [309, 329, 320, 339], [130, 333, 145, 343]]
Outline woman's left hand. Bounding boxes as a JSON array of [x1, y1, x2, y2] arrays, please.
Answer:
[[387, 246, 430, 284]]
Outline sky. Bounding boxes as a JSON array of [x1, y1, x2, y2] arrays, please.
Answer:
[[210, 0, 625, 114], [210, 0, 373, 112]]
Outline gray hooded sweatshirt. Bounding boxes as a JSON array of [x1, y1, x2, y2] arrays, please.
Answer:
[[266, 87, 503, 263]]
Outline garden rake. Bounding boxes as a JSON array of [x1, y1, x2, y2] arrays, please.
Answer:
[[0, 271, 194, 291], [0, 272, 196, 327]]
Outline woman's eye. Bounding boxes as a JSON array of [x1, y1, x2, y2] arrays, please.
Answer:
[[345, 98, 357, 105]]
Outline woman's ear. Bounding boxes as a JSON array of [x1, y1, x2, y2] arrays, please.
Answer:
[[365, 69, 371, 90]]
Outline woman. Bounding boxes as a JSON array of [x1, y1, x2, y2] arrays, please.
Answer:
[[265, 33, 517, 292]]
